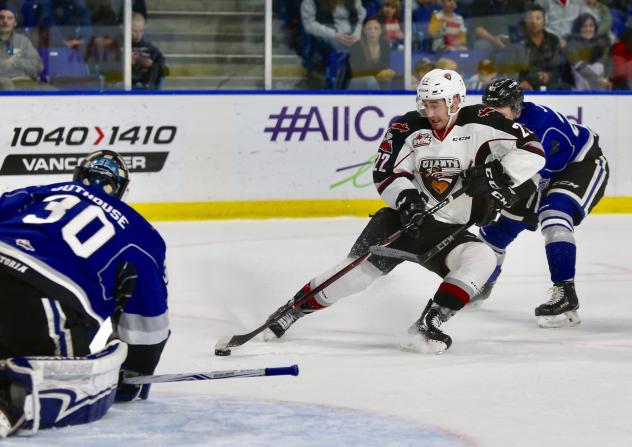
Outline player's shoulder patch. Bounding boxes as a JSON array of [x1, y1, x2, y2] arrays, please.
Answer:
[[379, 111, 425, 154], [459, 104, 509, 129], [388, 110, 423, 134], [477, 106, 496, 118]]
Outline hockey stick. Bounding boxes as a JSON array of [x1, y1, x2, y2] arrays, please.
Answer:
[[214, 187, 467, 353], [369, 218, 476, 265], [123, 364, 299, 385]]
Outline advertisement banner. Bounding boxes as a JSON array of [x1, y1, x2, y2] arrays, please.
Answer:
[[0, 93, 630, 207]]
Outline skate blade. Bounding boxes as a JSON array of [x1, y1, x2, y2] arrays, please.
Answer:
[[400, 334, 448, 355], [537, 311, 581, 328], [261, 328, 280, 342]]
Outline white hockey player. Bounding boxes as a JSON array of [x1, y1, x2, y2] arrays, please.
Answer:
[[262, 69, 545, 353]]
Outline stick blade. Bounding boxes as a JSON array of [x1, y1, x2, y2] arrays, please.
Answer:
[[214, 336, 233, 350]]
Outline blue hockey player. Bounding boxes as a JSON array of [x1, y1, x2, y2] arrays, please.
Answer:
[[0, 150, 169, 437], [469, 78, 609, 328]]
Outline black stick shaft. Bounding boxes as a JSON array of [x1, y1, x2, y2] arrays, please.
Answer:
[[216, 187, 467, 350]]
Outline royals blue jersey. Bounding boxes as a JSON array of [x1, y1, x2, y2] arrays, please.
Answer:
[[0, 182, 168, 347], [517, 102, 599, 179]]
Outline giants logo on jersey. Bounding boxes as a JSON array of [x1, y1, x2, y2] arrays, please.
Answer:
[[418, 158, 462, 201], [412, 133, 432, 148], [478, 107, 495, 117]]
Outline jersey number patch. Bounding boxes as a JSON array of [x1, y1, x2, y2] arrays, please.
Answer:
[[23, 194, 115, 258]]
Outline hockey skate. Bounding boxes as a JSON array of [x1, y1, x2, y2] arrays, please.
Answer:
[[463, 281, 495, 311], [262, 304, 306, 341], [401, 300, 454, 354], [535, 280, 580, 328]]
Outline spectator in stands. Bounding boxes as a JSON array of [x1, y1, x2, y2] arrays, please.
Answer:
[[362, 0, 381, 17], [0, 7, 41, 89], [412, 0, 440, 51], [465, 57, 497, 89], [131, 12, 168, 90], [565, 12, 611, 89], [611, 24, 632, 89], [498, 4, 569, 90], [133, 0, 146, 18], [428, 0, 467, 52], [301, 0, 366, 50], [300, 0, 366, 88], [0, 1, 19, 16], [467, 0, 530, 52], [535, 0, 595, 48], [87, 0, 123, 87], [44, 0, 93, 51], [378, 0, 404, 47], [346, 16, 396, 89], [410, 55, 435, 88], [584, 0, 612, 40], [435, 55, 457, 70], [110, 0, 147, 20]]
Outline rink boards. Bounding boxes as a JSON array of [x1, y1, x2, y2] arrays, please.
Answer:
[[0, 92, 629, 220]]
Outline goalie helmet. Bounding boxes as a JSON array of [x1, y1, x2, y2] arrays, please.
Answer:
[[482, 78, 524, 115], [73, 150, 129, 199], [416, 68, 466, 117]]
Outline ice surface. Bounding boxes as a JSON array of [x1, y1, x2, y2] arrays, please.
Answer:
[[5, 215, 632, 446]]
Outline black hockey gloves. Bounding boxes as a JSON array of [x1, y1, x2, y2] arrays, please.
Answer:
[[462, 160, 519, 208], [462, 160, 511, 195], [470, 196, 501, 227], [396, 189, 431, 235]]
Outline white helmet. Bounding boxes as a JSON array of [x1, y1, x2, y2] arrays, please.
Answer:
[[416, 68, 466, 118]]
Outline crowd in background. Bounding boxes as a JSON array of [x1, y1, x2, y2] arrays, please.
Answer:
[[2, 0, 632, 91], [279, 0, 632, 91], [0, 0, 167, 90]]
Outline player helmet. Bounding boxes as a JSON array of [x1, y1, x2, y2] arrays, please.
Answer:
[[416, 68, 466, 117], [482, 78, 524, 115], [73, 150, 129, 199]]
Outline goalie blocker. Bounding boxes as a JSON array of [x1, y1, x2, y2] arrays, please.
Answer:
[[0, 341, 127, 438]]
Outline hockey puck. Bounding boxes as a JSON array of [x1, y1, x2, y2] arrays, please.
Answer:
[[214, 348, 231, 356]]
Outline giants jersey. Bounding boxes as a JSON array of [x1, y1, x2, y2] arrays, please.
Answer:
[[373, 104, 545, 224], [518, 102, 601, 179], [0, 182, 169, 347]]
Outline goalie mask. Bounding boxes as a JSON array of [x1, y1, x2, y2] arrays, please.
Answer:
[[73, 150, 129, 200], [416, 68, 466, 119], [482, 78, 524, 116]]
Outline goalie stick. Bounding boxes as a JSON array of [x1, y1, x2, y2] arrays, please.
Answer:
[[369, 218, 476, 265], [122, 364, 299, 385], [214, 187, 467, 354]]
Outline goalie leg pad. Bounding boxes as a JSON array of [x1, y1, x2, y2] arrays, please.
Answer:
[[3, 341, 127, 435]]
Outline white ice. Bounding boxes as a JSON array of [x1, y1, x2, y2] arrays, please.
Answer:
[[5, 215, 632, 446]]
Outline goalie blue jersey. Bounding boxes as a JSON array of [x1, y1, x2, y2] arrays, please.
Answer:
[[517, 102, 599, 179], [0, 181, 169, 346]]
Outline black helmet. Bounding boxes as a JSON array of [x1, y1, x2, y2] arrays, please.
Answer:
[[482, 78, 524, 115], [73, 150, 129, 199]]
